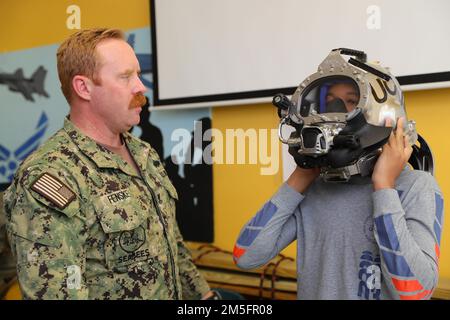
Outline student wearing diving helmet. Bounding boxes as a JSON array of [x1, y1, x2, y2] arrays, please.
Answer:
[[234, 48, 444, 300]]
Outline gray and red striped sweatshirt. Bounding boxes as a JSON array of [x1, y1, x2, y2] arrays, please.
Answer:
[[234, 167, 444, 299]]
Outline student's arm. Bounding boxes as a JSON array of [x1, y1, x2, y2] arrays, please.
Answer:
[[234, 167, 318, 269]]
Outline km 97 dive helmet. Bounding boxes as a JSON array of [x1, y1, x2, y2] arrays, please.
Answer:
[[273, 48, 433, 182]]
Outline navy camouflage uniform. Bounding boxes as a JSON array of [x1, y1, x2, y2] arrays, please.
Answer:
[[3, 117, 210, 299]]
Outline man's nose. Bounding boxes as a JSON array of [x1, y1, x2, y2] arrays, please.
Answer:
[[135, 75, 147, 94]]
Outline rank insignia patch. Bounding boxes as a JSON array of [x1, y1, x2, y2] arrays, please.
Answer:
[[31, 173, 76, 209]]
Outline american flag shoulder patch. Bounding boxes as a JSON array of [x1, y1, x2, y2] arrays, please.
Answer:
[[30, 172, 76, 209]]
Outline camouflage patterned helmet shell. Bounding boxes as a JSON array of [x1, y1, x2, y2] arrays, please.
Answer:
[[290, 49, 418, 145]]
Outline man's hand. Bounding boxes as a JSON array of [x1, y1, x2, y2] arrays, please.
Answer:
[[201, 290, 220, 300], [372, 117, 413, 191], [201, 290, 215, 300], [287, 166, 320, 194]]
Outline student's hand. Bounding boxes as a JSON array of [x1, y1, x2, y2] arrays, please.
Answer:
[[287, 166, 320, 194], [372, 117, 413, 191]]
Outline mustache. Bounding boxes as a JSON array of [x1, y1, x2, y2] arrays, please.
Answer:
[[129, 93, 147, 109]]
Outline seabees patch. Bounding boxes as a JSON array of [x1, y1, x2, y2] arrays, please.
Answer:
[[31, 172, 76, 209]]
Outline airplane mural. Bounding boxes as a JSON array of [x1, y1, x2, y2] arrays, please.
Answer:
[[0, 66, 49, 102]]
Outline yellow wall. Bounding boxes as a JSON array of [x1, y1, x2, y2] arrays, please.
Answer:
[[210, 103, 292, 254], [2, 0, 449, 299], [405, 88, 450, 278], [0, 0, 150, 52]]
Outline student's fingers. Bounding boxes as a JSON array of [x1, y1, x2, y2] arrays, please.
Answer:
[[404, 135, 413, 159], [395, 117, 406, 148], [385, 117, 393, 127], [384, 117, 395, 147]]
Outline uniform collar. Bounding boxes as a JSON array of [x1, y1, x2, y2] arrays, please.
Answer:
[[122, 130, 151, 174], [63, 117, 150, 176]]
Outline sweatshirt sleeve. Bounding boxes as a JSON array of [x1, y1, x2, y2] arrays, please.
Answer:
[[233, 183, 304, 269], [372, 171, 444, 300]]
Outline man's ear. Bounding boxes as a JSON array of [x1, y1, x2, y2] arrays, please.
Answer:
[[72, 75, 93, 101]]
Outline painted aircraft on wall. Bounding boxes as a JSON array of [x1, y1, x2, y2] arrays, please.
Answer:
[[0, 66, 49, 102]]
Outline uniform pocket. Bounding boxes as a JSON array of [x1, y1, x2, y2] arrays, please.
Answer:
[[93, 196, 159, 273]]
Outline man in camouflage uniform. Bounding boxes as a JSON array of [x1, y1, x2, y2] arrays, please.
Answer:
[[3, 28, 212, 299]]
